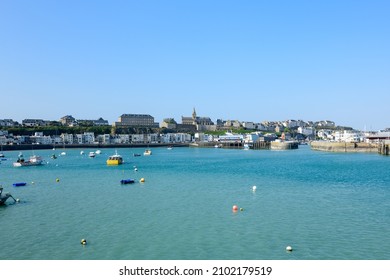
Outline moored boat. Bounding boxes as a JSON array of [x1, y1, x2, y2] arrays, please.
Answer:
[[120, 179, 135, 184], [13, 155, 43, 167], [13, 182, 27, 187], [89, 152, 96, 158], [107, 151, 123, 165], [143, 149, 152, 156]]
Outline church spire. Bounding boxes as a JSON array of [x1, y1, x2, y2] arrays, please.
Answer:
[[192, 107, 197, 120]]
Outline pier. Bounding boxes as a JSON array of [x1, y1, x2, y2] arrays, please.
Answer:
[[379, 140, 390, 155], [310, 141, 378, 153]]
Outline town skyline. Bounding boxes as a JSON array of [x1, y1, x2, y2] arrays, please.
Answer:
[[0, 111, 378, 132], [0, 110, 388, 132]]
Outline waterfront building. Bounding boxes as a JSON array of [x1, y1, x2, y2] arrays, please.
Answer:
[[61, 133, 74, 144], [244, 132, 263, 143], [75, 132, 95, 144], [114, 114, 158, 128], [31, 132, 53, 145], [218, 132, 243, 143], [130, 134, 145, 144], [194, 133, 212, 142], [366, 131, 390, 143], [96, 134, 111, 144], [160, 133, 191, 143], [333, 130, 364, 143]]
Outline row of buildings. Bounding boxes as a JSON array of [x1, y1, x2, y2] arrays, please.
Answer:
[[1, 109, 388, 146], [1, 108, 337, 133], [1, 128, 389, 146]]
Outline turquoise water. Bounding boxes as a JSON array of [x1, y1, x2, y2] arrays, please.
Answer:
[[0, 146, 389, 260]]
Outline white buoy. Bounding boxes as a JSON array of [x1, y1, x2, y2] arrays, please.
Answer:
[[252, 186, 257, 192], [134, 168, 138, 172], [286, 246, 293, 252]]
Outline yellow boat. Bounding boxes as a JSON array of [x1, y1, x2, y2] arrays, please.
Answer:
[[106, 151, 123, 165]]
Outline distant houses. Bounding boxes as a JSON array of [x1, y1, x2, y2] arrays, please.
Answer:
[[1, 109, 388, 146]]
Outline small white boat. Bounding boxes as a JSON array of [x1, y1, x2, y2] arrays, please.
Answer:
[[80, 151, 85, 155], [60, 152, 66, 156], [244, 144, 250, 150], [95, 150, 102, 155], [143, 149, 152, 156], [89, 152, 96, 158], [167, 146, 173, 150]]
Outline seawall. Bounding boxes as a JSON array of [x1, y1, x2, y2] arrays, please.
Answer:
[[270, 141, 299, 150], [310, 141, 378, 153]]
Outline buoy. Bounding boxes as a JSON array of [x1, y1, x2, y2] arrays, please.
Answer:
[[16, 199, 20, 203], [31, 181, 35, 185], [286, 246, 293, 252], [232, 205, 238, 212], [134, 168, 138, 172], [56, 178, 60, 183], [140, 178, 145, 183], [252, 186, 257, 192], [240, 208, 244, 211], [81, 239, 87, 245]]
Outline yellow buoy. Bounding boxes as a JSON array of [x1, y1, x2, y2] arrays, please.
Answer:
[[140, 178, 145, 183], [56, 178, 60, 182], [81, 239, 87, 245]]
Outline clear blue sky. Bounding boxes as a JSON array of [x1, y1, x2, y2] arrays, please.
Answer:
[[1, 0, 389, 130]]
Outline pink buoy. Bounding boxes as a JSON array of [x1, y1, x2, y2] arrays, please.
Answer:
[[232, 205, 239, 212]]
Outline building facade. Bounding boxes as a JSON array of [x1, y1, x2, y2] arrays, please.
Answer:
[[114, 114, 158, 128]]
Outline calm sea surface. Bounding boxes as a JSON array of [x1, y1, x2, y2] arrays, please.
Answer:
[[1, 146, 389, 260]]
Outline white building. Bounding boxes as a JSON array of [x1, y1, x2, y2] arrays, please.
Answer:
[[131, 134, 145, 144], [218, 133, 243, 143], [96, 134, 111, 144], [333, 130, 364, 143], [61, 133, 74, 144], [242, 122, 256, 130], [298, 126, 314, 136], [244, 132, 262, 143]]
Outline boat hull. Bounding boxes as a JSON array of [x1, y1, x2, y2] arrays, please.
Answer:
[[107, 159, 123, 165], [120, 179, 135, 184], [13, 161, 43, 167]]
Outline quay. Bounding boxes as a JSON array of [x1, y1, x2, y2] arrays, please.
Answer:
[[270, 141, 299, 150], [310, 141, 378, 153], [379, 140, 390, 155]]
